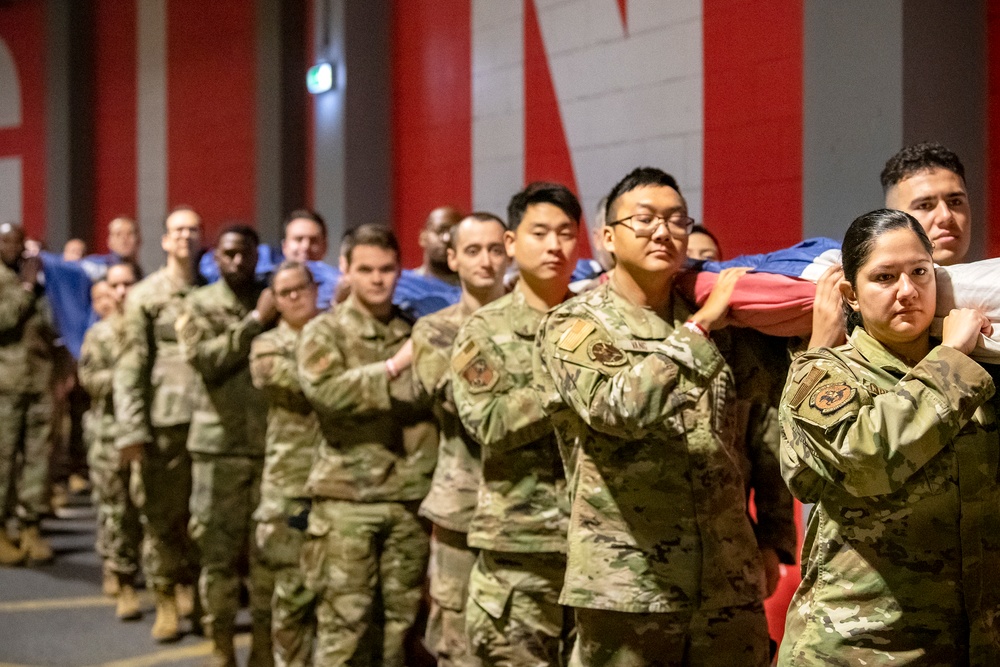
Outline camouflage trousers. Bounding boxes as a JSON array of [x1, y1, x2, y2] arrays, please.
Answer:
[[425, 524, 479, 667], [303, 498, 430, 667], [189, 453, 270, 649], [87, 437, 142, 577], [573, 603, 770, 667], [0, 392, 52, 524], [465, 550, 575, 667], [136, 425, 198, 592], [256, 503, 316, 667]]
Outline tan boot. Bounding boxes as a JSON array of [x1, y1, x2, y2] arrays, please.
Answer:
[[102, 563, 120, 597], [0, 530, 26, 566], [209, 626, 237, 667], [115, 580, 142, 621], [20, 524, 53, 564], [150, 589, 180, 642], [175, 583, 195, 618], [68, 473, 90, 494]]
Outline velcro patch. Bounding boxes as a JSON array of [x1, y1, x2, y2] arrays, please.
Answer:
[[451, 339, 479, 374], [460, 355, 498, 393], [557, 319, 596, 352], [587, 339, 627, 367], [790, 367, 827, 409], [300, 338, 331, 376], [810, 382, 856, 415]]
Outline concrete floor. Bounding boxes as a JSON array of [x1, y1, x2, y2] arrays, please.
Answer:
[[0, 495, 250, 667]]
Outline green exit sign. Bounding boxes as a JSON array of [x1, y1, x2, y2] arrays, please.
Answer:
[[307, 62, 334, 94]]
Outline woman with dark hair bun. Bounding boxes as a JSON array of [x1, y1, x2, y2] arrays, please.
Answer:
[[778, 209, 1000, 665]]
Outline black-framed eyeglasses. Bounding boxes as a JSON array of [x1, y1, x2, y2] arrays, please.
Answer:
[[608, 213, 695, 238]]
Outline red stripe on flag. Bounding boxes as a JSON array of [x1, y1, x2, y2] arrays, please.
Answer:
[[703, 0, 803, 258]]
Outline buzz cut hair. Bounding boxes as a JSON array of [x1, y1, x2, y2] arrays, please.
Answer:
[[449, 212, 507, 249], [340, 223, 400, 265]]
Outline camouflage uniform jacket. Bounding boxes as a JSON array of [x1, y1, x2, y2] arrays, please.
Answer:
[[176, 279, 268, 457], [113, 267, 200, 448], [412, 301, 481, 532], [250, 320, 322, 520], [0, 262, 54, 394], [452, 288, 568, 554], [79, 314, 125, 449], [779, 327, 1000, 665], [715, 328, 797, 564], [536, 279, 766, 612], [297, 295, 437, 502]]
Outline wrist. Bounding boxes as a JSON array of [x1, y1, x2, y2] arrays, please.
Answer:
[[250, 309, 262, 323], [684, 319, 709, 338], [385, 358, 400, 380]]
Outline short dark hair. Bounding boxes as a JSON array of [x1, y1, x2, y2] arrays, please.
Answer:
[[282, 209, 327, 238], [271, 260, 314, 287], [449, 212, 507, 249], [605, 167, 681, 222], [217, 223, 260, 247], [107, 259, 141, 281], [841, 208, 933, 333], [163, 204, 200, 230], [690, 224, 721, 252], [880, 142, 965, 192], [507, 182, 581, 232], [341, 223, 400, 265]]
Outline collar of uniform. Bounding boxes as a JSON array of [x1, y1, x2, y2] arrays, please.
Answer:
[[508, 287, 545, 338], [341, 293, 410, 343], [604, 277, 693, 340], [208, 279, 255, 317], [849, 328, 913, 375]]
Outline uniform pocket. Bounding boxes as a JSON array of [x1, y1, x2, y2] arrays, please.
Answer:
[[467, 559, 513, 620]]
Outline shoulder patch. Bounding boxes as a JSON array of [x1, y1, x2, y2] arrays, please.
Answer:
[[557, 319, 596, 352], [790, 367, 827, 409], [459, 355, 498, 393], [451, 339, 480, 374], [300, 337, 331, 376], [809, 382, 856, 415], [587, 339, 627, 367]]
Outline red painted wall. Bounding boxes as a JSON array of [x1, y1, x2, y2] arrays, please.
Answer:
[[390, 0, 472, 268], [703, 0, 804, 257], [0, 1, 47, 240], [989, 0, 1000, 258], [167, 0, 257, 243], [91, 0, 137, 252]]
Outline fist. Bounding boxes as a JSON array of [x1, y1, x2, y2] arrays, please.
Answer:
[[254, 288, 279, 325]]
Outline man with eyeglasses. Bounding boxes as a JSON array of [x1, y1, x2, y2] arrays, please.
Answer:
[[114, 206, 204, 641], [250, 261, 322, 667], [536, 167, 774, 665]]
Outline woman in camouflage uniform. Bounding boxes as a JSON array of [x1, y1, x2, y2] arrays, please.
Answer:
[[779, 209, 1000, 665]]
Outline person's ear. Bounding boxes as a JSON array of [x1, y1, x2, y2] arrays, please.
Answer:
[[840, 281, 859, 312]]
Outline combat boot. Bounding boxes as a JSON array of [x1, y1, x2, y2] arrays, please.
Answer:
[[19, 524, 53, 564], [0, 530, 25, 566], [151, 588, 180, 642], [102, 562, 119, 597], [209, 626, 237, 667], [115, 578, 142, 621], [175, 583, 195, 618]]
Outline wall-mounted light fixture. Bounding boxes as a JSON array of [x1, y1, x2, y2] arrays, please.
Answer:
[[307, 61, 335, 94]]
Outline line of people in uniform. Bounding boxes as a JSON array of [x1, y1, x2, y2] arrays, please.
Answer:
[[3, 139, 998, 667]]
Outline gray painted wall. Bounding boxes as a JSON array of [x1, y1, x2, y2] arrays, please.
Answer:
[[310, 0, 391, 262], [803, 0, 904, 241]]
